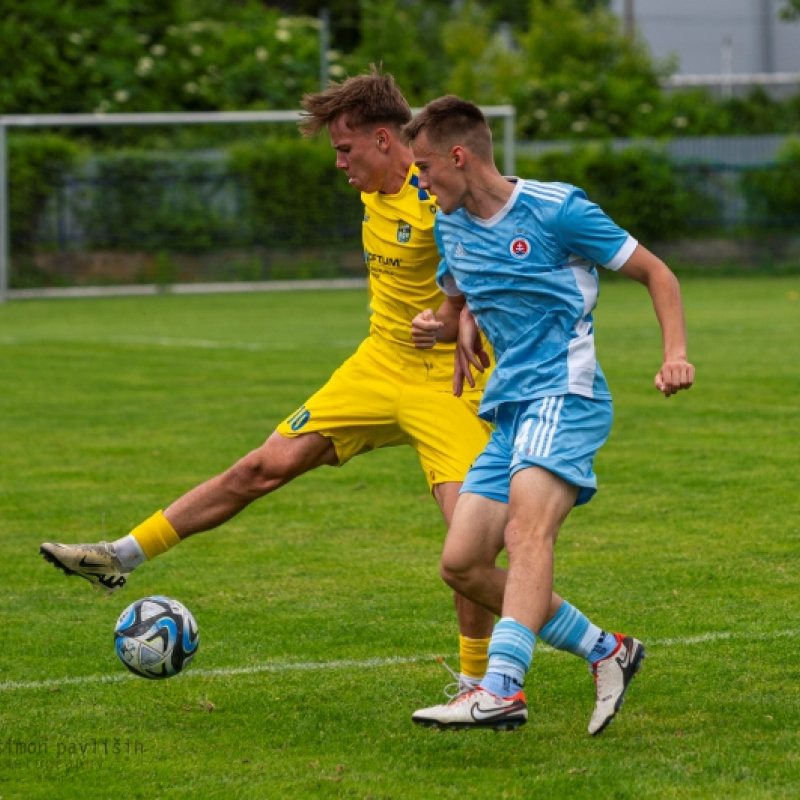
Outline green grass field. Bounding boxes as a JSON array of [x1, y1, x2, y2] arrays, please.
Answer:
[[1, 277, 799, 799]]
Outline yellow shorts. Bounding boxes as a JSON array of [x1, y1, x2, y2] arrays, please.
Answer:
[[276, 335, 492, 490]]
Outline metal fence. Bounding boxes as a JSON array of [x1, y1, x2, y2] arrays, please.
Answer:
[[0, 107, 517, 302], [3, 118, 799, 301]]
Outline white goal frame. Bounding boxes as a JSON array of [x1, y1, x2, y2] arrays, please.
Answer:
[[0, 106, 516, 302]]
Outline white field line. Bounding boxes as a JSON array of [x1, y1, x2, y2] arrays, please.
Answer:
[[6, 278, 367, 301], [0, 335, 360, 351], [2, 628, 799, 693]]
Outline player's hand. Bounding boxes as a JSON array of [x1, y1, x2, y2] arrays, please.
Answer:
[[655, 358, 695, 397], [453, 307, 491, 396], [411, 309, 443, 349]]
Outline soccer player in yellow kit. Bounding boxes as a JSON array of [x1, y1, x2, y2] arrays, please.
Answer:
[[40, 67, 496, 693]]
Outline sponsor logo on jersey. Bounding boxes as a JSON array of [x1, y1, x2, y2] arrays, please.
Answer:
[[509, 237, 532, 258], [366, 252, 401, 268], [397, 221, 412, 243]]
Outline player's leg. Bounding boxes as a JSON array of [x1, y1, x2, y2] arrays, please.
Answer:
[[401, 380, 495, 695], [412, 489, 528, 730], [40, 337, 395, 595], [162, 430, 337, 535], [537, 597, 646, 735], [39, 430, 337, 595], [474, 465, 577, 699], [490, 479, 645, 735], [433, 426, 514, 618], [412, 422, 527, 729], [443, 505, 644, 732], [433, 426, 576, 648], [433, 481, 496, 695], [418, 490, 644, 732], [414, 395, 634, 732], [438, 491, 507, 617], [413, 469, 576, 731], [492, 394, 643, 734]]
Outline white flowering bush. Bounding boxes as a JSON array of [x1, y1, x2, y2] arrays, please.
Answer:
[[0, 0, 331, 114]]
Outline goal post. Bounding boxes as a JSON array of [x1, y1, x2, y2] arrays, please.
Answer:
[[0, 106, 516, 303]]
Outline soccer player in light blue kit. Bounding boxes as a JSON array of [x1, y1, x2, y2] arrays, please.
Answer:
[[405, 96, 695, 734]]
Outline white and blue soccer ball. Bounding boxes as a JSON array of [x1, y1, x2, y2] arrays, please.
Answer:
[[114, 595, 199, 679]]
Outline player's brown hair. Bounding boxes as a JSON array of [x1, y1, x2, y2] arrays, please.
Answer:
[[299, 64, 412, 137], [403, 95, 493, 160]]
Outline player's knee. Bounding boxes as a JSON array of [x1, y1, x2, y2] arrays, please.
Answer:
[[439, 554, 473, 594], [439, 558, 460, 591], [227, 449, 286, 498]]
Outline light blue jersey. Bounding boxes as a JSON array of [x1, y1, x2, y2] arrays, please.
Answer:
[[435, 179, 637, 419]]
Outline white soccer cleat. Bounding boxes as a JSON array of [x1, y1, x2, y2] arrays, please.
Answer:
[[39, 541, 128, 596], [588, 633, 646, 735], [412, 686, 528, 731]]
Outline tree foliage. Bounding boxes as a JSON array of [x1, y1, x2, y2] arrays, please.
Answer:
[[780, 0, 800, 20], [0, 0, 325, 114], [517, 144, 714, 241], [1, 0, 799, 140], [500, 0, 668, 138]]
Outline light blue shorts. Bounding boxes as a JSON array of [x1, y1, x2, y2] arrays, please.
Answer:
[[461, 394, 613, 507]]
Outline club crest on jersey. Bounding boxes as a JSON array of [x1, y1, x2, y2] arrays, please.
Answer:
[[397, 221, 412, 243], [509, 237, 531, 258]]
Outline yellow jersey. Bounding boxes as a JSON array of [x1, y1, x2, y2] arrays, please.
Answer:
[[361, 165, 452, 350], [276, 166, 493, 481]]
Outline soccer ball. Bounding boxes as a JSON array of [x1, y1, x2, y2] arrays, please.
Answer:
[[114, 595, 199, 679]]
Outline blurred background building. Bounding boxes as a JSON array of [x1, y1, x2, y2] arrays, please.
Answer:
[[611, 0, 800, 92]]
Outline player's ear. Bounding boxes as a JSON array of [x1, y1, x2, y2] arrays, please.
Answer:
[[451, 146, 466, 168], [374, 127, 391, 151]]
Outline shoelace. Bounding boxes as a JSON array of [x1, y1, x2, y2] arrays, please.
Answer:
[[437, 656, 477, 701]]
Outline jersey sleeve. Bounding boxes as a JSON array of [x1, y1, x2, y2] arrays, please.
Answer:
[[555, 189, 638, 271], [434, 217, 462, 297]]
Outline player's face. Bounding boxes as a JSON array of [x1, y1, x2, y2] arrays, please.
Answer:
[[329, 116, 386, 194], [412, 132, 464, 214]]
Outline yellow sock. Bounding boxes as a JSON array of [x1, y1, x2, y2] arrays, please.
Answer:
[[459, 634, 491, 680], [129, 510, 181, 561]]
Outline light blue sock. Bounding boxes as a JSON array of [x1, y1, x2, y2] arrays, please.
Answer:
[[480, 617, 535, 697], [539, 600, 617, 664]]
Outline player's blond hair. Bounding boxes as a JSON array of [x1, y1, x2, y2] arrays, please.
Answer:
[[403, 95, 493, 160], [299, 65, 412, 137]]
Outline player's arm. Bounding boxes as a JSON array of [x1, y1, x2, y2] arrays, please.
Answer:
[[411, 294, 465, 348], [412, 297, 490, 397], [617, 244, 695, 397], [454, 304, 491, 396]]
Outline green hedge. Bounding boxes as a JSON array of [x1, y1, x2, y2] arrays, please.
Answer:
[[227, 137, 363, 246], [516, 144, 716, 242], [10, 135, 800, 283], [41, 138, 363, 253], [740, 137, 800, 230], [8, 134, 83, 249], [78, 150, 242, 251]]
